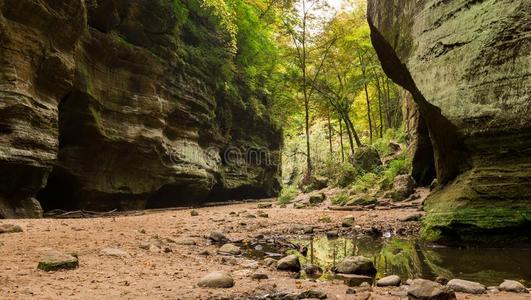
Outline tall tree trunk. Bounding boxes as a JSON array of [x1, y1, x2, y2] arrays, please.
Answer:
[[339, 118, 345, 162], [327, 113, 333, 157], [304, 97, 311, 174], [385, 78, 392, 128], [375, 75, 384, 138], [363, 83, 373, 144]]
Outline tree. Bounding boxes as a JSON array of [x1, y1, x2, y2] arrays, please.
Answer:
[[280, 0, 335, 177]]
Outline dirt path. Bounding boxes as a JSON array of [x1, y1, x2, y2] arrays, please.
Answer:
[[0, 202, 528, 299]]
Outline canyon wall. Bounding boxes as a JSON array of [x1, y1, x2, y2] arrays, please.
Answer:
[[368, 0, 531, 244], [0, 0, 281, 218]]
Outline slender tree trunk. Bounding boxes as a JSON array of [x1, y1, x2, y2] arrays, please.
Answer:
[[304, 97, 311, 174], [375, 75, 384, 138], [339, 118, 345, 162], [327, 113, 333, 157], [342, 113, 355, 155], [385, 78, 392, 128], [345, 115, 362, 147], [363, 83, 373, 144]]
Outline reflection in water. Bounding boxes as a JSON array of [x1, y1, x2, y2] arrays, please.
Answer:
[[292, 236, 531, 286]]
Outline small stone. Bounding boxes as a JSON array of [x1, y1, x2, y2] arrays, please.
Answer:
[[209, 231, 229, 243], [257, 203, 273, 209], [257, 211, 269, 218], [174, 238, 196, 245], [198, 250, 210, 256], [326, 231, 339, 239], [400, 213, 423, 222], [297, 290, 327, 299], [407, 279, 456, 300], [190, 209, 199, 216], [487, 286, 499, 294], [377, 275, 401, 287], [447, 279, 486, 294], [100, 248, 130, 258], [342, 215, 355, 227], [303, 264, 323, 278], [276, 255, 300, 272], [435, 276, 449, 285], [197, 272, 234, 288], [0, 224, 23, 234], [309, 193, 325, 204], [499, 280, 529, 293], [263, 258, 277, 267], [346, 287, 356, 294], [294, 203, 306, 209], [37, 250, 79, 272], [251, 272, 268, 280], [336, 274, 374, 287], [334, 256, 376, 276], [218, 243, 241, 255], [303, 226, 314, 234]]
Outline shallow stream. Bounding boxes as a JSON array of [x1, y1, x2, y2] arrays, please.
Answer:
[[243, 235, 531, 286]]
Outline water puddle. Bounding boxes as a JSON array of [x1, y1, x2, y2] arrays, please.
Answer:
[[242, 235, 531, 286]]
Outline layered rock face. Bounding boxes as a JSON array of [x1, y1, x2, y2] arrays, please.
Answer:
[[369, 0, 531, 244], [0, 0, 281, 218]]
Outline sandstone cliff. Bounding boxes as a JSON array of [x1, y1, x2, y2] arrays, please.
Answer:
[[0, 0, 281, 218], [369, 0, 531, 244]]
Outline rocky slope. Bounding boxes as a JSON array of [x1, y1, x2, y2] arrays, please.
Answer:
[[368, 0, 531, 244], [0, 0, 281, 218]]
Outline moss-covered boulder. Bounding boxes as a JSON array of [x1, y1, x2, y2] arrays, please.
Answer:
[[37, 250, 79, 272], [351, 147, 382, 172], [368, 0, 531, 245]]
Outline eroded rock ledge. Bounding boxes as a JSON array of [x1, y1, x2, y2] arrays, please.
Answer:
[[0, 0, 281, 217], [368, 0, 531, 245]]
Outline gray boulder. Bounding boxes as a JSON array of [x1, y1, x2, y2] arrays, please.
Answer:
[[377, 275, 401, 287], [276, 255, 300, 272], [499, 280, 529, 293], [334, 256, 376, 276], [447, 279, 486, 294], [407, 279, 456, 300]]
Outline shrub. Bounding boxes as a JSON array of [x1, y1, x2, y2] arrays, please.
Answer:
[[381, 154, 410, 189], [351, 172, 380, 194], [278, 185, 298, 204]]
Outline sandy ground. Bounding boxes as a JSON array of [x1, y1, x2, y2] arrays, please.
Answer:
[[1, 200, 529, 300]]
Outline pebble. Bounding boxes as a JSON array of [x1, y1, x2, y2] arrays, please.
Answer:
[[197, 271, 234, 288], [251, 272, 268, 280], [0, 224, 23, 234], [100, 248, 130, 258], [190, 209, 199, 216], [377, 275, 401, 287], [209, 231, 229, 243], [218, 243, 241, 255]]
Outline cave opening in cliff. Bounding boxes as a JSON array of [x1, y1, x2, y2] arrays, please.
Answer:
[[36, 93, 84, 212], [36, 168, 80, 212], [411, 116, 437, 186]]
